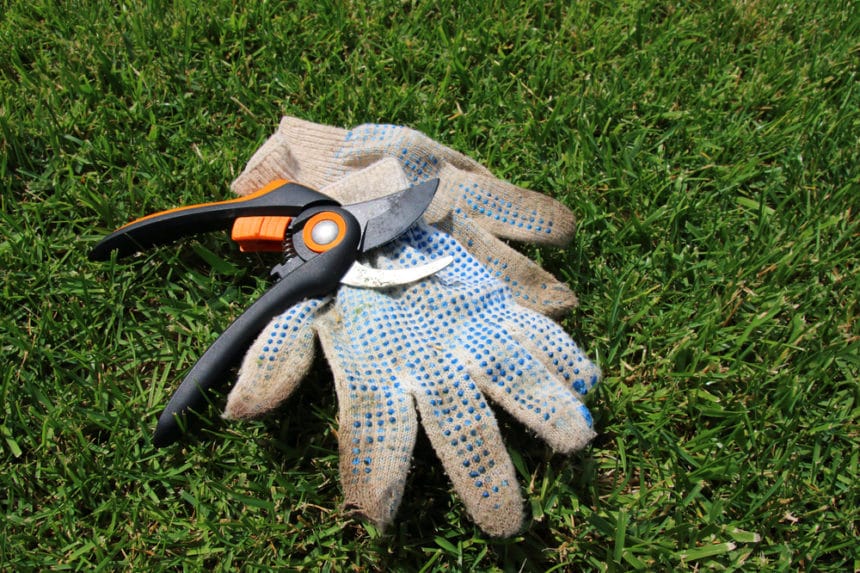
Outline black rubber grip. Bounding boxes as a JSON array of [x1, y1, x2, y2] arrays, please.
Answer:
[[152, 208, 361, 447], [90, 183, 333, 261]]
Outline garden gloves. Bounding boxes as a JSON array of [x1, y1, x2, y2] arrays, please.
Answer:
[[224, 118, 601, 537], [231, 117, 579, 318]]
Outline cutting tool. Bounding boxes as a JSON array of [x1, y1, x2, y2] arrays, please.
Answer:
[[90, 178, 446, 446]]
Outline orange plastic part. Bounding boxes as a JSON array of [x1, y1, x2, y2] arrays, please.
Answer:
[[229, 179, 296, 252], [231, 216, 292, 252], [302, 212, 347, 253]]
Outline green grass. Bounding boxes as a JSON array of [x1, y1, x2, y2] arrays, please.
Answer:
[[2, 0, 858, 570]]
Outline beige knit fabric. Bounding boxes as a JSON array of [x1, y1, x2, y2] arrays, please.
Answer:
[[231, 117, 579, 317], [224, 159, 601, 537]]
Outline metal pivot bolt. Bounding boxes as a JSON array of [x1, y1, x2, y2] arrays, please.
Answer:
[[311, 219, 340, 246], [302, 212, 348, 253]]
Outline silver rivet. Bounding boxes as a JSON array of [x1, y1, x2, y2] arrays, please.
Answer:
[[310, 219, 339, 245]]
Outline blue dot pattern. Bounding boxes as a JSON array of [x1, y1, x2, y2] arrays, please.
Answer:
[[371, 223, 599, 443], [254, 298, 323, 377], [324, 281, 525, 531], [328, 124, 444, 186], [456, 181, 554, 236], [251, 221, 599, 532], [332, 125, 557, 239], [228, 298, 328, 419], [322, 123, 573, 312]]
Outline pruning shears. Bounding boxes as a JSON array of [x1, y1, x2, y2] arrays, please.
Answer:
[[90, 178, 446, 446]]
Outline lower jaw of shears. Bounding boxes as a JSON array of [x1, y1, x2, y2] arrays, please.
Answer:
[[340, 256, 453, 289]]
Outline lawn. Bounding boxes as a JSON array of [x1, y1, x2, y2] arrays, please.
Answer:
[[1, 0, 858, 570]]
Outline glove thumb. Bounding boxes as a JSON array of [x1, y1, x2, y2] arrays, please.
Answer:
[[223, 298, 328, 419]]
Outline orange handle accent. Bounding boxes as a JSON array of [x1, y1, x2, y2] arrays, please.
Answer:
[[120, 179, 290, 230], [231, 216, 292, 252]]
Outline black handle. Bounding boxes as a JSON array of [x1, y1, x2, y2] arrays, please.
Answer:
[[152, 208, 361, 447], [90, 182, 334, 261]]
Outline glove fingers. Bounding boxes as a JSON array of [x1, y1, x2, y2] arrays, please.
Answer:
[[319, 285, 523, 536], [278, 118, 575, 247], [425, 163, 575, 247], [316, 288, 419, 529], [409, 349, 524, 537], [461, 319, 596, 454], [375, 222, 578, 318], [280, 118, 577, 249], [444, 217, 578, 317], [326, 342, 419, 529], [376, 230, 596, 453], [284, 117, 494, 181], [224, 298, 327, 420], [501, 306, 601, 399], [234, 117, 576, 247]]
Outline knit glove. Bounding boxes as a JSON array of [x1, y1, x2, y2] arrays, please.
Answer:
[[225, 120, 601, 537], [232, 116, 579, 318]]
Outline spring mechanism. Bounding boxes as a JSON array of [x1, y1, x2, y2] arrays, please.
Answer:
[[282, 232, 297, 260]]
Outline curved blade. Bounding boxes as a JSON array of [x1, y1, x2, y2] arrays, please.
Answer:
[[340, 256, 453, 288], [343, 178, 439, 251]]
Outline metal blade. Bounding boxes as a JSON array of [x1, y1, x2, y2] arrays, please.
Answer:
[[340, 256, 453, 288], [342, 178, 439, 251]]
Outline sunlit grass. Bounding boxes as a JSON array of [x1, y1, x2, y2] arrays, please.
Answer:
[[2, 1, 857, 570]]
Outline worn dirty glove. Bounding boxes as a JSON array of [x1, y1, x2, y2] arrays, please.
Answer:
[[225, 121, 601, 536], [232, 116, 578, 318]]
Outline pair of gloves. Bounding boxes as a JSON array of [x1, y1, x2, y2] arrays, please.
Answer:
[[218, 117, 600, 537]]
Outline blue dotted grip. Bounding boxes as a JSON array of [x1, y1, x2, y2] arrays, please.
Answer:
[[249, 223, 599, 528]]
